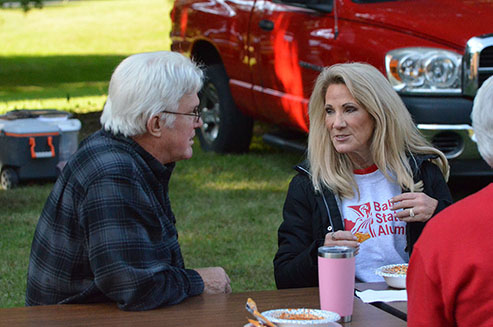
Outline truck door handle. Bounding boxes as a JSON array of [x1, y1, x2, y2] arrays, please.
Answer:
[[259, 20, 274, 31]]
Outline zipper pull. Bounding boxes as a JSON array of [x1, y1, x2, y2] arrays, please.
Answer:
[[327, 226, 333, 232]]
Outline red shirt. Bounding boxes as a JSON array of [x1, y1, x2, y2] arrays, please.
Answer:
[[407, 184, 493, 326]]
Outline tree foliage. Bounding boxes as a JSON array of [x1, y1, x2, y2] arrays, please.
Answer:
[[1, 0, 43, 12]]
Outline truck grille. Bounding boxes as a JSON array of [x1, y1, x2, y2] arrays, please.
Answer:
[[431, 132, 463, 159], [463, 34, 493, 96], [479, 46, 493, 85]]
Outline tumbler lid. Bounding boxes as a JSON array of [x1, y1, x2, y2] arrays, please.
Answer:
[[318, 246, 355, 258]]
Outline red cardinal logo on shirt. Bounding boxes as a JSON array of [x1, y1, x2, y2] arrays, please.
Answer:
[[344, 202, 374, 235]]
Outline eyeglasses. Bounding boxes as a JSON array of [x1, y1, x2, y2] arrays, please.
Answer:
[[161, 107, 202, 123]]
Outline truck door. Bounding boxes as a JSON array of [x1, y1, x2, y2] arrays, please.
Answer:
[[249, 0, 337, 133]]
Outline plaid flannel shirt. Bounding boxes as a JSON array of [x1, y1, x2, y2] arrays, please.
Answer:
[[26, 129, 204, 311]]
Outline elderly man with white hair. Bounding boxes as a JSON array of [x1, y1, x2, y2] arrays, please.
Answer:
[[26, 51, 231, 311], [407, 75, 493, 326]]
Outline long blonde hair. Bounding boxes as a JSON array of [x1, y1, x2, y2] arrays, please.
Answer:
[[308, 63, 449, 199]]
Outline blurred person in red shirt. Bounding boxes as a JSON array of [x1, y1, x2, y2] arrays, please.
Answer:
[[407, 75, 493, 326]]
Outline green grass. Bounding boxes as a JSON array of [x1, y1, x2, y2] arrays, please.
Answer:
[[0, 184, 52, 308], [0, 0, 305, 308], [0, 0, 171, 114], [174, 139, 303, 292]]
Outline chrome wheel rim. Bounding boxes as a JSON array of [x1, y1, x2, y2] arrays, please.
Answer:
[[199, 82, 221, 144], [1, 170, 13, 190]]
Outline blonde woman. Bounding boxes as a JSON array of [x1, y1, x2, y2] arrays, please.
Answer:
[[274, 63, 452, 288]]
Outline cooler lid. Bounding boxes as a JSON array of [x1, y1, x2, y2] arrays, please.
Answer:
[[0, 118, 61, 135], [37, 117, 82, 132], [0, 109, 71, 121]]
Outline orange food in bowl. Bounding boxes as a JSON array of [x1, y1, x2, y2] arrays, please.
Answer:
[[383, 264, 408, 275], [278, 312, 323, 320]]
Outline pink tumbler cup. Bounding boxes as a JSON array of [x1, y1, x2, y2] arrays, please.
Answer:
[[318, 246, 356, 322]]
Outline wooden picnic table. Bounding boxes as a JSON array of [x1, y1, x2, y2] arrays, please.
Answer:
[[0, 287, 406, 326]]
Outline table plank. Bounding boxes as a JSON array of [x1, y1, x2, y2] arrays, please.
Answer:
[[355, 282, 407, 321], [0, 288, 406, 327]]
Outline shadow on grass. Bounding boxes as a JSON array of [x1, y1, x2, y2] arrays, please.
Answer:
[[0, 54, 127, 90]]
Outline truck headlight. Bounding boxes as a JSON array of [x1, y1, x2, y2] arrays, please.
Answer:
[[385, 47, 462, 94]]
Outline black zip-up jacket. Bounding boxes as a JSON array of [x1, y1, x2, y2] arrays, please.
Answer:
[[273, 155, 452, 289]]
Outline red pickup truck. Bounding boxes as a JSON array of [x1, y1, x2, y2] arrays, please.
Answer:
[[170, 0, 493, 176]]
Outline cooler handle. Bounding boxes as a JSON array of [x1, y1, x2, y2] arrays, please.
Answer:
[[29, 136, 56, 159]]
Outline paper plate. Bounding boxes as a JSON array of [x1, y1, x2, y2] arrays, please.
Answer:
[[260, 308, 341, 327]]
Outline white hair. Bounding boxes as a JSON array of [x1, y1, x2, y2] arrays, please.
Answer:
[[100, 51, 203, 136], [471, 75, 493, 167]]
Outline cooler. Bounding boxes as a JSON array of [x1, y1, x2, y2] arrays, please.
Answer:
[[0, 110, 81, 189]]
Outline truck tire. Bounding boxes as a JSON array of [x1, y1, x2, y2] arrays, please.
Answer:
[[198, 64, 253, 153], [1, 167, 19, 190]]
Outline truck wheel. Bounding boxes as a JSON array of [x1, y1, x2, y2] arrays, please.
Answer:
[[0, 168, 19, 190], [198, 64, 253, 153]]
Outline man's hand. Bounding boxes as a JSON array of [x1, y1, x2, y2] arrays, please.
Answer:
[[195, 267, 232, 294]]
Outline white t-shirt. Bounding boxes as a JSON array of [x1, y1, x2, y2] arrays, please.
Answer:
[[340, 165, 408, 282]]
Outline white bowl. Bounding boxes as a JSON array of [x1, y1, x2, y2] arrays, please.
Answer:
[[261, 308, 341, 327], [375, 263, 408, 289]]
